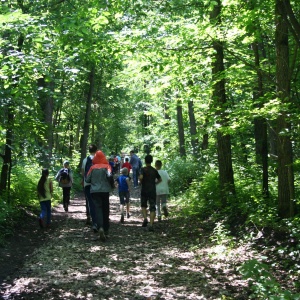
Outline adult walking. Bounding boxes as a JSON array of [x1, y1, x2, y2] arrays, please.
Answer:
[[139, 154, 161, 231], [55, 161, 73, 212], [85, 150, 112, 241], [129, 150, 142, 188], [81, 144, 97, 230]]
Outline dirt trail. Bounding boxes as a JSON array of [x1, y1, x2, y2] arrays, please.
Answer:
[[0, 189, 249, 300]]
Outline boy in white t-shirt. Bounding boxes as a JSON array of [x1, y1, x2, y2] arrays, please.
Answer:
[[155, 160, 171, 221]]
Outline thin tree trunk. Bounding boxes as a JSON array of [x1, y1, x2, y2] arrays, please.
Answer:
[[177, 101, 186, 157], [79, 64, 96, 167], [210, 0, 235, 205], [188, 100, 199, 157], [0, 34, 24, 199], [37, 76, 54, 166], [252, 41, 269, 197], [275, 0, 295, 218]]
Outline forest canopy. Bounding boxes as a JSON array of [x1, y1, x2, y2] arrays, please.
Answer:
[[1, 0, 300, 227]]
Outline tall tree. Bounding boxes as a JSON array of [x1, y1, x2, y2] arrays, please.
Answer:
[[275, 0, 295, 218], [210, 0, 235, 205]]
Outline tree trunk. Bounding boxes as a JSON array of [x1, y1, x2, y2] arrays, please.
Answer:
[[188, 100, 199, 157], [79, 65, 96, 167], [211, 0, 235, 205], [177, 101, 186, 157], [252, 41, 269, 197], [275, 0, 295, 218], [0, 34, 24, 199], [37, 76, 54, 166], [0, 106, 13, 199]]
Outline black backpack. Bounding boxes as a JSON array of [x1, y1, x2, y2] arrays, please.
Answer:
[[85, 156, 93, 178], [60, 168, 70, 184]]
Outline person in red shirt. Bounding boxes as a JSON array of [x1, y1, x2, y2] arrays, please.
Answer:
[[122, 157, 132, 175]]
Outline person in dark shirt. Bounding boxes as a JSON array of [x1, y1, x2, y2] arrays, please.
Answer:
[[139, 154, 161, 231]]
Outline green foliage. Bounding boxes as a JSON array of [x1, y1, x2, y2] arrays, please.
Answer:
[[240, 259, 300, 299], [0, 200, 16, 246], [167, 157, 204, 197], [210, 220, 234, 247]]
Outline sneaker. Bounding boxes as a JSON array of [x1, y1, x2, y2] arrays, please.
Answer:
[[127, 213, 130, 219], [38, 218, 44, 228], [148, 225, 154, 232], [99, 228, 106, 242], [120, 214, 124, 223], [142, 219, 148, 227], [158, 216, 162, 222], [163, 206, 169, 217]]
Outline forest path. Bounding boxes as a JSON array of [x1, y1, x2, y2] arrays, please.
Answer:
[[0, 188, 249, 300]]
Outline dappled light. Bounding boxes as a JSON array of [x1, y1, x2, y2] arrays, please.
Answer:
[[0, 192, 251, 299]]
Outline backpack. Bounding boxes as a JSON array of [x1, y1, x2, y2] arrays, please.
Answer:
[[84, 156, 93, 178], [60, 168, 70, 184]]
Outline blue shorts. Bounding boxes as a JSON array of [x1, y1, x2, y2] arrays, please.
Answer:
[[119, 191, 130, 205]]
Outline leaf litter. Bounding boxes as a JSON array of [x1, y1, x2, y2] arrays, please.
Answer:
[[0, 188, 255, 300]]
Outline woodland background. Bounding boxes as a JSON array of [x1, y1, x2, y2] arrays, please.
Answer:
[[1, 0, 300, 298]]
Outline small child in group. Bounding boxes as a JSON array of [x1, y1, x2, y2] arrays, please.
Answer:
[[115, 167, 131, 223], [37, 168, 53, 228], [109, 157, 115, 175], [121, 157, 132, 175], [155, 160, 171, 221]]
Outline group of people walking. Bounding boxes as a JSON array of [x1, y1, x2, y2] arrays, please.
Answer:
[[36, 145, 171, 241]]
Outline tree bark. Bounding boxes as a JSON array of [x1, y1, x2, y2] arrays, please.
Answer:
[[37, 76, 54, 166], [79, 64, 96, 167], [252, 41, 269, 197], [188, 100, 199, 157], [210, 0, 235, 205], [177, 101, 186, 157], [275, 0, 295, 218]]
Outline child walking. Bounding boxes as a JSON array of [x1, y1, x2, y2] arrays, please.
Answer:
[[155, 160, 171, 221], [115, 167, 131, 223], [37, 168, 53, 228], [139, 155, 161, 231]]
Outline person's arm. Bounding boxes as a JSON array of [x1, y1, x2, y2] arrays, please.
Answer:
[[49, 180, 53, 195], [156, 171, 162, 184], [55, 170, 61, 182], [126, 177, 131, 192], [139, 170, 143, 183], [69, 169, 74, 183], [86, 170, 92, 183]]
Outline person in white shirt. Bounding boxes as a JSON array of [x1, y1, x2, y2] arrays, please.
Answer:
[[155, 160, 171, 221]]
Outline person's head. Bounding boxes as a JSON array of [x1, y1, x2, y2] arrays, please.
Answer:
[[145, 154, 153, 164], [93, 150, 108, 165], [38, 168, 49, 198], [63, 161, 70, 168], [42, 168, 49, 177], [121, 167, 128, 175], [130, 150, 134, 156], [155, 160, 162, 170], [125, 157, 129, 162], [88, 144, 97, 154]]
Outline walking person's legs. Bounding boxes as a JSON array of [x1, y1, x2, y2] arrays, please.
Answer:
[[39, 201, 47, 228], [132, 167, 138, 187], [156, 195, 162, 221], [45, 200, 51, 226]]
